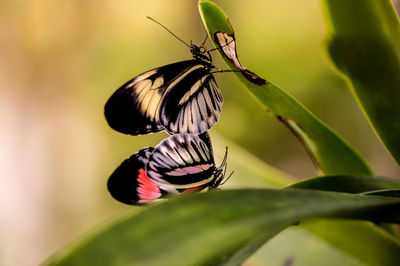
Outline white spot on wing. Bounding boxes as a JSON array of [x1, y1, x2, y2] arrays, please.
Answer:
[[126, 69, 158, 89], [152, 76, 164, 90], [178, 79, 202, 106], [136, 69, 158, 82], [167, 65, 203, 90], [135, 79, 152, 96]]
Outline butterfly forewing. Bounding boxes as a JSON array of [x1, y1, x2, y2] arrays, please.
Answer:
[[146, 133, 216, 188], [159, 67, 223, 135], [107, 147, 162, 205], [105, 60, 202, 135]]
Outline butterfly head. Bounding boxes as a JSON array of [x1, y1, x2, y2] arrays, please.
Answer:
[[190, 42, 212, 64], [209, 147, 232, 190]]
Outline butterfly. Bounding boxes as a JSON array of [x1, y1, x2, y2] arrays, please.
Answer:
[[104, 17, 224, 136], [107, 132, 229, 205]]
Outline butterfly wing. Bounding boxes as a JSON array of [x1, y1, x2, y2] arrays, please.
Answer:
[[107, 145, 208, 205], [159, 67, 223, 135], [104, 60, 200, 135], [146, 132, 216, 188], [107, 147, 166, 205]]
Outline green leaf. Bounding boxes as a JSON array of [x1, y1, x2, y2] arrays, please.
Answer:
[[288, 175, 400, 193], [44, 189, 400, 266], [322, 0, 400, 164], [365, 189, 400, 197], [211, 132, 293, 188], [198, 0, 373, 176], [198, 3, 399, 266], [252, 219, 400, 266], [303, 219, 400, 266]]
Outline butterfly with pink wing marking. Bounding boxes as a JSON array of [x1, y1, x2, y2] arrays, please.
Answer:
[[107, 132, 229, 205]]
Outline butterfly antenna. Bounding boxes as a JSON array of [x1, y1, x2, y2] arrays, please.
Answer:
[[220, 168, 234, 186], [146, 16, 191, 48], [223, 161, 228, 177], [220, 146, 229, 168], [201, 32, 209, 46]]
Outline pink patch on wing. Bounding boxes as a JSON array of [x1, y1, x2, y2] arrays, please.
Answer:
[[137, 169, 161, 201], [167, 164, 211, 176]]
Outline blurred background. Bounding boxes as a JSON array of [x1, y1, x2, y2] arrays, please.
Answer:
[[1, 0, 399, 265]]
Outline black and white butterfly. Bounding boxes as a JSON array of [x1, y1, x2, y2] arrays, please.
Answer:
[[104, 17, 224, 136], [107, 132, 229, 205]]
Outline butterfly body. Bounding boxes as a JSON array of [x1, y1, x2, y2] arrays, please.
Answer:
[[107, 133, 228, 205], [104, 44, 223, 136]]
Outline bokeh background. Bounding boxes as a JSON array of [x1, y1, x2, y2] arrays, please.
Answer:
[[1, 1, 399, 265]]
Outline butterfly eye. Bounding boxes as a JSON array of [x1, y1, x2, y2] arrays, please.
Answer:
[[200, 45, 207, 53]]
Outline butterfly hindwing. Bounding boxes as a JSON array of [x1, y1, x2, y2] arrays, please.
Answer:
[[146, 132, 216, 188], [107, 147, 165, 205], [104, 60, 201, 135], [159, 66, 223, 135]]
